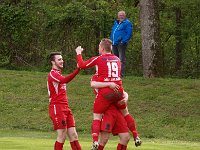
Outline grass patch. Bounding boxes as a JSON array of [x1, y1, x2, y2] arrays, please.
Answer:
[[0, 69, 200, 142], [0, 130, 199, 150]]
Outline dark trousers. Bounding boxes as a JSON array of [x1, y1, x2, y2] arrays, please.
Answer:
[[112, 43, 127, 77]]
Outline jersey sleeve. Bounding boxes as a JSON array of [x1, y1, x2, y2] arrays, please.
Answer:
[[50, 68, 80, 84], [91, 74, 98, 82], [76, 54, 98, 69]]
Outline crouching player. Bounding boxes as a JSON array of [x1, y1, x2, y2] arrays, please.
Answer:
[[90, 75, 141, 150], [47, 52, 82, 150], [98, 104, 130, 150]]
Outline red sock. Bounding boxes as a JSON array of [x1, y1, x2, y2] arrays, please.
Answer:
[[70, 140, 82, 150], [54, 141, 64, 150], [98, 144, 104, 150], [124, 114, 138, 139], [92, 120, 101, 142], [117, 143, 127, 150]]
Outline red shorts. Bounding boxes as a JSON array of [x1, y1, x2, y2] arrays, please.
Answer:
[[93, 87, 126, 113], [49, 104, 75, 130], [101, 105, 128, 135]]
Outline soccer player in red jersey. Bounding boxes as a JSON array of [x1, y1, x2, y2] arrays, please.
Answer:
[[98, 105, 130, 150], [75, 38, 141, 149], [91, 75, 141, 149], [47, 52, 82, 150], [91, 75, 130, 150]]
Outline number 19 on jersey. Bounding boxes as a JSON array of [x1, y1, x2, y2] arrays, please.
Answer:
[[107, 62, 119, 78]]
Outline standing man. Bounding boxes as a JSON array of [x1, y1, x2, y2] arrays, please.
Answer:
[[47, 52, 82, 150], [110, 11, 133, 77]]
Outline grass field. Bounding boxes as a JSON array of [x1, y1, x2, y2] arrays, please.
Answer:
[[0, 69, 200, 149], [0, 130, 199, 150]]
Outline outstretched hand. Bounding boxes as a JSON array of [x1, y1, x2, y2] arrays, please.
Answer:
[[75, 46, 84, 55]]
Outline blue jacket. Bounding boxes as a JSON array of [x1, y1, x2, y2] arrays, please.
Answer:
[[110, 18, 133, 45]]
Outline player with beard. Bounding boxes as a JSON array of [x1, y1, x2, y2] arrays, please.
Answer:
[[47, 52, 82, 150]]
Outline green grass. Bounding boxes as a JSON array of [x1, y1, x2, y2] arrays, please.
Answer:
[[0, 130, 199, 150], [0, 69, 200, 142]]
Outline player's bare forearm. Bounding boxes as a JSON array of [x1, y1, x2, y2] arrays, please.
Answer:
[[91, 81, 120, 92]]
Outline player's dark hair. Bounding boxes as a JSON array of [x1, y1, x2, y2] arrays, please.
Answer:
[[49, 52, 62, 63], [100, 38, 112, 52]]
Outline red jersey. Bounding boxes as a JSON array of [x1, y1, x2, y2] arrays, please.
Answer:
[[77, 53, 122, 84], [47, 68, 79, 105]]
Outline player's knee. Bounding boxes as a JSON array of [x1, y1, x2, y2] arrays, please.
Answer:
[[73, 132, 78, 140], [69, 131, 78, 141], [57, 134, 67, 142], [57, 129, 67, 142], [125, 134, 130, 142], [120, 134, 130, 145], [123, 134, 130, 144]]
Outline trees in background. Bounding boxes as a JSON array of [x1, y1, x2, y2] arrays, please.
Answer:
[[0, 0, 199, 78], [139, 0, 163, 77], [160, 0, 200, 77]]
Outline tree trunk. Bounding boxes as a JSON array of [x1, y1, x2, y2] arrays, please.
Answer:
[[139, 0, 163, 78], [196, 35, 200, 73], [175, 8, 182, 72]]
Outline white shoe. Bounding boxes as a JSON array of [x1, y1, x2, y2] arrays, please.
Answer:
[[135, 136, 142, 147], [91, 141, 99, 150]]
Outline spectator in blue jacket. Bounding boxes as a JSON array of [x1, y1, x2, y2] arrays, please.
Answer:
[[110, 11, 133, 77]]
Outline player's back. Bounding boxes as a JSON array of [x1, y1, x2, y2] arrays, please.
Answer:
[[96, 53, 122, 83]]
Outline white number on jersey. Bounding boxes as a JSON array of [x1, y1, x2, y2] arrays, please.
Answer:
[[107, 62, 119, 77]]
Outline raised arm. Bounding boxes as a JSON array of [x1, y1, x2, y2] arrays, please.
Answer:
[[75, 46, 97, 69]]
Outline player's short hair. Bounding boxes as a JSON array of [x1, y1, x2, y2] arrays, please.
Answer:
[[49, 52, 62, 63], [100, 38, 112, 52]]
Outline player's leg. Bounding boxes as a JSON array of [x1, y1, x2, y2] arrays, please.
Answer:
[[98, 131, 110, 150], [92, 96, 111, 145], [116, 91, 141, 147], [66, 109, 82, 150], [54, 129, 67, 150], [49, 104, 68, 150], [92, 113, 103, 142], [112, 109, 130, 150], [98, 107, 115, 150], [117, 133, 130, 150], [67, 127, 82, 150], [120, 107, 138, 138], [120, 107, 142, 147]]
